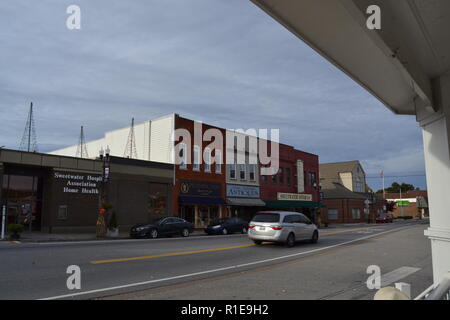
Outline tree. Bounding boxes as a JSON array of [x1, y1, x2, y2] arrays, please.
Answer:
[[376, 181, 416, 194]]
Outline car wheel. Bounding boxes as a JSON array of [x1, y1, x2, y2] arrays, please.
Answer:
[[181, 228, 190, 237], [149, 229, 158, 239], [241, 227, 248, 234], [253, 240, 263, 245], [222, 228, 228, 235], [310, 231, 319, 244], [285, 233, 295, 247]]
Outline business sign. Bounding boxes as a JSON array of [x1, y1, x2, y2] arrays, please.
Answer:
[[396, 200, 410, 207], [277, 192, 312, 202], [54, 171, 101, 195], [180, 180, 221, 197], [227, 184, 260, 199]]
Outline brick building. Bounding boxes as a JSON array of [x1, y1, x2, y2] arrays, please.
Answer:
[[260, 143, 322, 222], [384, 190, 429, 218], [320, 161, 386, 224]]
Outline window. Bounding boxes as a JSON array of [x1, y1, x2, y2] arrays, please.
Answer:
[[279, 167, 284, 184], [229, 163, 236, 179], [309, 172, 316, 187], [179, 143, 187, 170], [239, 164, 246, 180], [272, 172, 277, 184], [57, 205, 68, 220], [328, 209, 338, 220], [249, 164, 256, 181], [352, 208, 361, 219], [193, 145, 200, 171], [204, 148, 211, 172], [215, 149, 222, 174], [286, 168, 291, 186]]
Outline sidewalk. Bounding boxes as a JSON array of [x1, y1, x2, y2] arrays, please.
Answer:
[[1, 230, 209, 243]]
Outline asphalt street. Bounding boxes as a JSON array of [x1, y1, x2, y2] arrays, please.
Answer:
[[0, 220, 431, 300]]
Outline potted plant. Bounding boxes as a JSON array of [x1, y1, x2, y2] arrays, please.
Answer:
[[106, 211, 119, 238], [8, 224, 25, 240]]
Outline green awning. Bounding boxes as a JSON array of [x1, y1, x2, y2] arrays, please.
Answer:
[[264, 201, 326, 208]]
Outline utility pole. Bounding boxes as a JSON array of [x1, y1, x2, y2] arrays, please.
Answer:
[[19, 102, 38, 152]]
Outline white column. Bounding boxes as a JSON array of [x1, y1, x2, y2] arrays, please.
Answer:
[[421, 75, 450, 285]]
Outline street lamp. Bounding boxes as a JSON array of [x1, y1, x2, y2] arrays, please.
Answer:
[[96, 146, 111, 238]]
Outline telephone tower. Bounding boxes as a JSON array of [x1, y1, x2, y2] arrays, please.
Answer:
[[124, 118, 138, 159], [75, 126, 89, 158], [19, 102, 38, 152]]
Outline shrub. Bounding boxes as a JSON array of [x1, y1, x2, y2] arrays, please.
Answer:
[[8, 224, 25, 234], [108, 211, 118, 230]]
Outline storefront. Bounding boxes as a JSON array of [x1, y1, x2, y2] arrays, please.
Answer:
[[263, 192, 325, 223], [178, 180, 226, 228], [0, 149, 174, 233], [226, 184, 265, 222]]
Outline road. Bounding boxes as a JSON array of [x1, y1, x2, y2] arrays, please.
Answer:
[[0, 220, 431, 300]]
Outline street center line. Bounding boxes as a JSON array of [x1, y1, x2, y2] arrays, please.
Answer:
[[39, 224, 415, 300], [91, 244, 255, 264]]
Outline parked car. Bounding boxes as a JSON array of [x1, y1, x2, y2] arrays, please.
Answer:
[[130, 217, 194, 239], [376, 213, 394, 223], [248, 211, 318, 247], [205, 217, 249, 235]]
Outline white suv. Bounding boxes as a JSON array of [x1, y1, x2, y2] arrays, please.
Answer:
[[248, 211, 319, 247]]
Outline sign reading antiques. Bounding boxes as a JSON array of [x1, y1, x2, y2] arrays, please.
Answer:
[[277, 192, 312, 202], [180, 180, 221, 197], [54, 171, 102, 195], [227, 184, 260, 198]]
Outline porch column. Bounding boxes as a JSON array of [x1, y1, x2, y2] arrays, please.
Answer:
[[421, 75, 450, 285]]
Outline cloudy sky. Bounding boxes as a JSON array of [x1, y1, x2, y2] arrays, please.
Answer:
[[0, 0, 426, 190]]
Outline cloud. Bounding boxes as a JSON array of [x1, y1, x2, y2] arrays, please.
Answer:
[[0, 0, 426, 189]]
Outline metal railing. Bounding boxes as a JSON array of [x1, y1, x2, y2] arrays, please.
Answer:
[[414, 273, 450, 300]]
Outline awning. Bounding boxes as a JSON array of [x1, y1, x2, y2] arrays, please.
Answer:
[[226, 198, 265, 207], [179, 196, 226, 205], [264, 201, 325, 208]]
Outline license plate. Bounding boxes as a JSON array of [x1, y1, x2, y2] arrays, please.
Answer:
[[258, 226, 266, 231]]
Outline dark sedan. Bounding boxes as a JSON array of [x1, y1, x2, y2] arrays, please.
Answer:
[[130, 217, 194, 239], [205, 217, 249, 235], [376, 213, 394, 223]]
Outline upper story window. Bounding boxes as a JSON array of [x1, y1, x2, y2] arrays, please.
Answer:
[[229, 163, 236, 179], [215, 149, 222, 174], [309, 172, 316, 187], [279, 167, 284, 184], [249, 164, 256, 181], [272, 172, 277, 184], [179, 143, 187, 170], [193, 145, 200, 171], [286, 168, 291, 186], [239, 164, 246, 180], [204, 148, 211, 173]]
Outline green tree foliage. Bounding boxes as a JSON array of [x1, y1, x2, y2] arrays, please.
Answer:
[[376, 181, 416, 194]]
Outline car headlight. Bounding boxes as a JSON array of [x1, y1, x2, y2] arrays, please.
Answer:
[[136, 227, 146, 232], [212, 225, 221, 229]]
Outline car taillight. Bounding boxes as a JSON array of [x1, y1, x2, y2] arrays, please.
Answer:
[[271, 226, 283, 230], [248, 225, 255, 229]]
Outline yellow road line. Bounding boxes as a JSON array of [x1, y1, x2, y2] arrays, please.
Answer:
[[91, 226, 385, 265], [91, 244, 255, 264]]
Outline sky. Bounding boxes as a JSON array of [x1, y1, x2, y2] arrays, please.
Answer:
[[0, 0, 427, 191]]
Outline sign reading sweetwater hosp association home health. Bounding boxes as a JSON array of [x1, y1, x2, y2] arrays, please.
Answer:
[[54, 171, 102, 195], [227, 184, 260, 198], [277, 192, 312, 201]]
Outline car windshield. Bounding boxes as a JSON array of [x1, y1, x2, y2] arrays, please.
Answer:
[[210, 218, 227, 225], [252, 213, 280, 223]]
